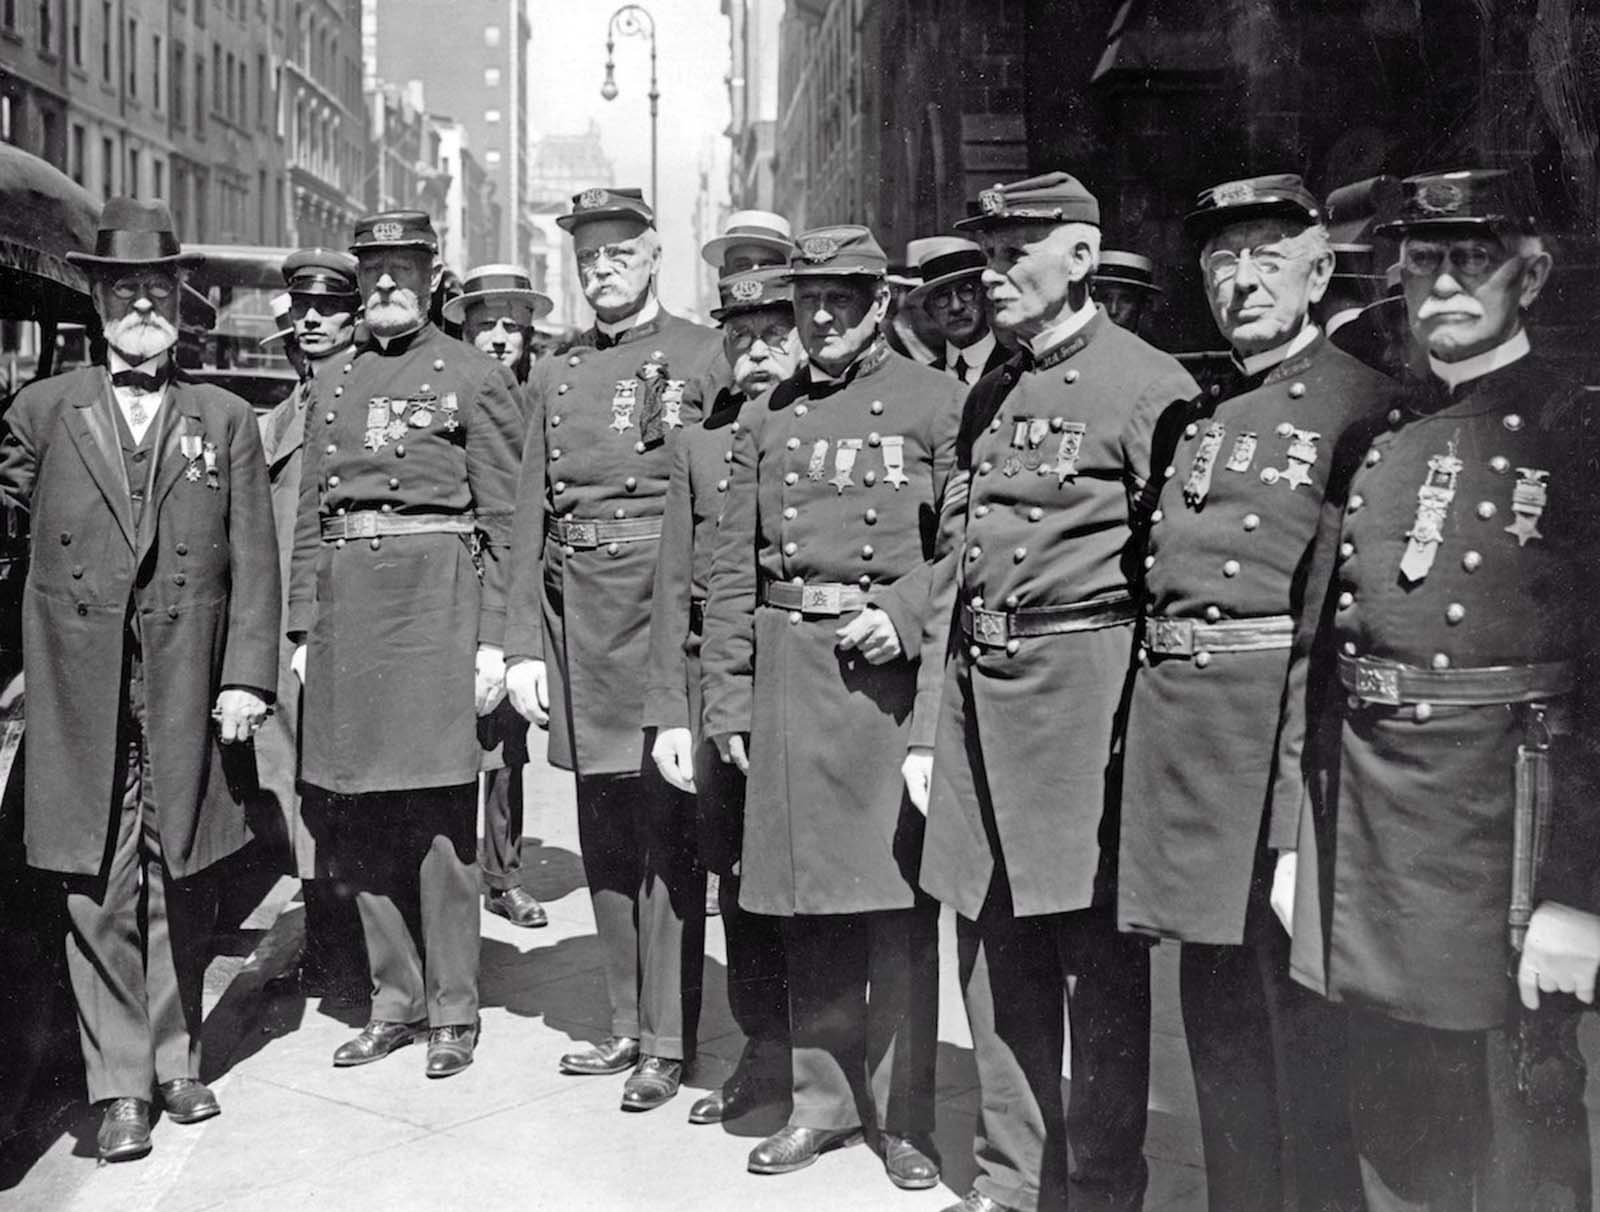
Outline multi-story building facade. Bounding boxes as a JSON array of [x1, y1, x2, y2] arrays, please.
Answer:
[[279, 0, 364, 249], [432, 116, 499, 272], [722, 0, 781, 212], [526, 120, 612, 328]]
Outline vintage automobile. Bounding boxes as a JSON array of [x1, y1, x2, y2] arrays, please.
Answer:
[[180, 243, 300, 413]]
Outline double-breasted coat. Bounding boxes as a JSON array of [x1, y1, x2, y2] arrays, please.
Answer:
[[1118, 335, 1392, 944], [700, 343, 965, 916], [287, 323, 523, 795], [503, 310, 721, 776], [1276, 350, 1600, 1030], [917, 309, 1197, 920], [0, 368, 279, 878]]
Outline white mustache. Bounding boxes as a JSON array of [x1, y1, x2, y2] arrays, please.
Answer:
[[106, 312, 178, 358], [1417, 297, 1484, 321]]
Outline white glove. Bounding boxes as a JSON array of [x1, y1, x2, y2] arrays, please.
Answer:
[[1270, 851, 1297, 936], [1518, 901, 1600, 1010], [213, 689, 270, 744], [291, 644, 307, 684], [651, 726, 697, 793], [507, 658, 549, 726], [901, 746, 933, 814], [475, 645, 507, 716]]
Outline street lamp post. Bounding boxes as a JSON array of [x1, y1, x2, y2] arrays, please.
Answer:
[[600, 4, 659, 222]]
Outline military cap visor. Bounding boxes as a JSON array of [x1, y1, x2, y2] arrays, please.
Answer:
[[556, 186, 655, 234], [783, 226, 889, 279], [283, 247, 360, 297], [350, 210, 438, 253], [67, 197, 203, 269], [954, 172, 1101, 231], [1372, 169, 1537, 238], [1184, 174, 1322, 242]]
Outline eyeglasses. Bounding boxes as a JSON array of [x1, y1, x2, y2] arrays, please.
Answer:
[[725, 321, 795, 353], [928, 280, 981, 312], [1399, 241, 1507, 280], [1202, 247, 1292, 287], [575, 243, 642, 271], [109, 276, 176, 300]]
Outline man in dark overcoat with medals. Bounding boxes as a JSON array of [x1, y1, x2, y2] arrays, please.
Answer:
[[644, 268, 802, 1125], [287, 210, 525, 1079], [1117, 175, 1383, 1212], [504, 188, 721, 1112], [0, 198, 278, 1160], [701, 225, 963, 1189], [903, 173, 1197, 1212], [1276, 168, 1600, 1210]]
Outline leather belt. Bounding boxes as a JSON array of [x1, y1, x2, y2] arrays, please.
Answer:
[[689, 599, 706, 635], [1338, 654, 1575, 707], [761, 579, 872, 616], [962, 592, 1135, 649], [321, 511, 475, 542], [1144, 614, 1294, 659], [544, 516, 663, 550]]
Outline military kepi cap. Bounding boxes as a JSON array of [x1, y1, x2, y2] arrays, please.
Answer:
[[956, 172, 1100, 231], [1184, 174, 1321, 241], [283, 247, 359, 296], [556, 186, 654, 234], [67, 197, 203, 269], [351, 210, 438, 253], [785, 225, 888, 279], [1095, 251, 1162, 294], [711, 267, 793, 322], [1373, 168, 1536, 237]]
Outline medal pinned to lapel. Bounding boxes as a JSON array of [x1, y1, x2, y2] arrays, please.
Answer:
[[408, 393, 437, 428], [1400, 437, 1463, 583], [202, 441, 220, 490], [181, 432, 204, 483], [365, 398, 391, 451], [661, 381, 686, 429], [384, 397, 408, 441], [1278, 427, 1321, 491], [880, 435, 909, 489], [611, 380, 639, 432], [1183, 422, 1227, 507], [1003, 419, 1029, 477], [830, 438, 863, 493], [1045, 421, 1086, 485], [806, 438, 829, 481], [441, 392, 460, 433], [1505, 467, 1549, 546], [1224, 432, 1258, 473]]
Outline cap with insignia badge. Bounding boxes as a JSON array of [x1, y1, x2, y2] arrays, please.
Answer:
[[1372, 168, 1537, 237], [1184, 174, 1321, 242], [1094, 250, 1163, 295], [783, 225, 889, 279], [710, 267, 793, 322], [556, 186, 655, 234], [350, 210, 438, 253], [955, 171, 1101, 231]]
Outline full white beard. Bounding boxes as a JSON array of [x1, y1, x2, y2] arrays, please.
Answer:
[[366, 289, 425, 336], [105, 312, 178, 362]]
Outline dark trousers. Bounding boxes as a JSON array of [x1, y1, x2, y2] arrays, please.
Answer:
[[576, 766, 705, 1060], [958, 890, 1152, 1212], [313, 783, 481, 1026], [480, 763, 524, 891], [64, 654, 217, 1103], [781, 905, 939, 1134], [1180, 933, 1360, 1212], [1347, 1006, 1591, 1212]]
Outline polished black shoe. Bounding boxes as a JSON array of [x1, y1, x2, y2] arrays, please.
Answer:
[[942, 1190, 1020, 1212], [157, 1078, 221, 1124], [882, 1132, 941, 1190], [687, 1062, 782, 1124], [559, 1034, 640, 1076], [747, 1124, 863, 1175], [620, 1056, 682, 1111], [485, 886, 548, 928], [425, 1021, 478, 1078], [332, 1019, 425, 1067], [96, 1097, 152, 1163]]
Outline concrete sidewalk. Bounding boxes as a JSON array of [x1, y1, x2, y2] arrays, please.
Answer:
[[6, 755, 1207, 1212]]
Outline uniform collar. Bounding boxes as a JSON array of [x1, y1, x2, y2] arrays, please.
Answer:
[[1233, 322, 1320, 378], [1025, 297, 1098, 360], [807, 336, 891, 388], [595, 294, 661, 341], [367, 321, 431, 354], [1429, 328, 1530, 390]]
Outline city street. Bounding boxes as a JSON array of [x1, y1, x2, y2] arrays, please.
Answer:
[[7, 751, 1209, 1212]]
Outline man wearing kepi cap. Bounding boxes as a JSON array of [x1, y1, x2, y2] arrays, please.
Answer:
[[0, 198, 277, 1160], [1093, 251, 1162, 338], [701, 226, 963, 1188], [905, 172, 1197, 1212], [1276, 167, 1600, 1210], [1118, 174, 1384, 1212], [287, 210, 525, 1080], [504, 187, 721, 1112], [907, 236, 1008, 386], [644, 267, 802, 1126], [442, 264, 556, 932]]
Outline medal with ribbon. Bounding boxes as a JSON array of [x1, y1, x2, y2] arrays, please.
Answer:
[[365, 398, 391, 451], [610, 380, 638, 432], [830, 439, 862, 493], [1183, 422, 1226, 507], [1003, 419, 1029, 477], [1400, 438, 1462, 583], [384, 397, 408, 442], [806, 439, 829, 481], [408, 393, 437, 428], [1505, 467, 1549, 546], [201, 441, 220, 490], [1225, 432, 1258, 473], [880, 436, 909, 489], [661, 381, 686, 430], [637, 356, 674, 443], [180, 430, 204, 483], [1278, 427, 1321, 491], [441, 392, 460, 433], [1046, 421, 1086, 484]]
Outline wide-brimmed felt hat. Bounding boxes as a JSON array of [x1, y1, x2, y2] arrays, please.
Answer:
[[784, 225, 888, 279], [906, 237, 987, 307], [710, 267, 794, 322], [955, 172, 1100, 232], [350, 210, 438, 253], [441, 263, 554, 325], [1372, 168, 1537, 238], [702, 210, 793, 268], [67, 197, 204, 270], [556, 186, 654, 234], [284, 247, 360, 297], [1094, 250, 1162, 294], [1184, 174, 1322, 243]]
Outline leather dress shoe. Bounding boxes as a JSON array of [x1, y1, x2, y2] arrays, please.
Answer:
[[620, 1056, 682, 1111], [882, 1132, 941, 1190], [96, 1097, 152, 1163], [942, 1191, 1020, 1212], [747, 1124, 863, 1175], [559, 1034, 639, 1076], [158, 1078, 221, 1124], [485, 886, 548, 928], [687, 1064, 780, 1124], [425, 1021, 478, 1078], [333, 1019, 425, 1067]]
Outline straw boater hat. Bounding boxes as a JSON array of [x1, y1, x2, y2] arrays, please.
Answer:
[[906, 236, 986, 308], [67, 197, 204, 270], [441, 264, 554, 326], [1094, 251, 1162, 294], [701, 210, 794, 268]]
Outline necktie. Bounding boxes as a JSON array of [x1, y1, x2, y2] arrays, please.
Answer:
[[953, 354, 969, 383], [111, 368, 168, 392]]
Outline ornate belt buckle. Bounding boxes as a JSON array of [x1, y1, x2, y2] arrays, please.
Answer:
[[1148, 618, 1193, 656], [800, 584, 842, 614], [349, 513, 379, 539], [565, 521, 599, 548], [971, 608, 1008, 647], [1355, 664, 1402, 706]]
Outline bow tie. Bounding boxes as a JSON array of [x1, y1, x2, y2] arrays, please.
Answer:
[[594, 331, 619, 351], [111, 368, 168, 393]]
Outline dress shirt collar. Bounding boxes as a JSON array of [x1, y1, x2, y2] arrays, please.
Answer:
[[1428, 328, 1531, 390], [947, 331, 996, 381], [108, 348, 168, 381]]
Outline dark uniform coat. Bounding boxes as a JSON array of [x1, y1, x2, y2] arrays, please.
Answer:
[[0, 368, 279, 877], [504, 310, 720, 776], [917, 309, 1197, 920], [287, 323, 522, 795], [1277, 351, 1600, 1030], [701, 343, 965, 916], [1119, 335, 1391, 944]]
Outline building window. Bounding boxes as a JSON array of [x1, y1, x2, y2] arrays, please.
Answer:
[[257, 52, 266, 131], [126, 18, 136, 96], [224, 51, 233, 120], [484, 67, 500, 87], [153, 158, 163, 199], [484, 150, 501, 167], [1, 1, 15, 34], [483, 25, 500, 48], [195, 59, 204, 131], [69, 121, 83, 183], [40, 108, 57, 167], [100, 0, 110, 79], [0, 97, 11, 143], [39, 0, 52, 51], [212, 43, 221, 113], [173, 42, 185, 124], [238, 59, 246, 127], [127, 147, 139, 197], [484, 109, 500, 124], [100, 135, 113, 199], [152, 34, 160, 109], [70, 0, 80, 65]]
